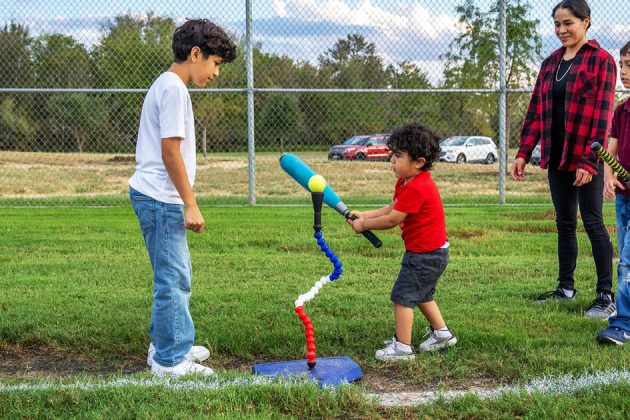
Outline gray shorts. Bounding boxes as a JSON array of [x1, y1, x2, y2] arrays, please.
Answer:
[[391, 248, 449, 308]]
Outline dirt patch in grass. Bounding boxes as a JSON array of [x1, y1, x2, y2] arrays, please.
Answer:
[[505, 210, 556, 221], [108, 156, 136, 163], [503, 224, 556, 234], [0, 343, 144, 378], [0, 344, 500, 393], [360, 366, 500, 393], [448, 228, 489, 240]]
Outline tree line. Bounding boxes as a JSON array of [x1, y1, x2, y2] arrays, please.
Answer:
[[0, 1, 541, 154]]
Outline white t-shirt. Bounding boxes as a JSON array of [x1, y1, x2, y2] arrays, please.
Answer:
[[128, 71, 196, 205]]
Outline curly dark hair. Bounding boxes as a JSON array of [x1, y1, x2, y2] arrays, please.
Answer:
[[172, 19, 237, 63], [386, 123, 441, 170]]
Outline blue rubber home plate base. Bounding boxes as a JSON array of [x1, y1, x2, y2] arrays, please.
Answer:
[[252, 356, 362, 386]]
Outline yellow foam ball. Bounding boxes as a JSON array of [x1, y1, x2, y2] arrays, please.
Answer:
[[308, 175, 327, 192]]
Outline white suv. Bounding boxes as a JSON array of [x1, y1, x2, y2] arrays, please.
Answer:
[[439, 136, 498, 164]]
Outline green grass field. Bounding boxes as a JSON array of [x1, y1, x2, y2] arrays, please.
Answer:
[[2, 204, 630, 417]]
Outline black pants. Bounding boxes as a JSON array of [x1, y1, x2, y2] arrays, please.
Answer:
[[547, 163, 612, 293]]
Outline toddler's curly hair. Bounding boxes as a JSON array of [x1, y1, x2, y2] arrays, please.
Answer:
[[386, 123, 441, 170]]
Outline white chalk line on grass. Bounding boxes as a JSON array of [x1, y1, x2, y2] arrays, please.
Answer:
[[0, 375, 311, 394], [2, 369, 630, 408], [371, 368, 630, 407]]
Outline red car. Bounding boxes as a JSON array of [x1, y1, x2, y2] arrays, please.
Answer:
[[328, 134, 391, 160]]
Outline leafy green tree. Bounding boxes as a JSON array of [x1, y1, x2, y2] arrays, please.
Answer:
[[0, 23, 32, 88], [29, 34, 101, 152], [0, 23, 36, 151], [442, 0, 542, 146], [318, 33, 387, 89], [192, 92, 247, 154], [92, 14, 175, 152], [256, 93, 302, 151], [0, 97, 36, 150], [47, 93, 110, 152], [94, 14, 175, 88], [32, 35, 93, 88], [314, 34, 390, 144], [382, 61, 442, 130]]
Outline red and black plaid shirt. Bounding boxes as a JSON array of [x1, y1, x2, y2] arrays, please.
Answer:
[[516, 40, 617, 174]]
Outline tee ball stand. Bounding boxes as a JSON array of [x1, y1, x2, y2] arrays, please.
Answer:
[[252, 183, 362, 386]]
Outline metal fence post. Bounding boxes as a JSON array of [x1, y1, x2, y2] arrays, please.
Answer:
[[246, 0, 255, 205], [498, 0, 507, 204]]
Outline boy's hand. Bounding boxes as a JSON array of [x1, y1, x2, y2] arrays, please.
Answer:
[[185, 205, 205, 233], [348, 210, 363, 219], [346, 217, 365, 234], [604, 175, 624, 199]]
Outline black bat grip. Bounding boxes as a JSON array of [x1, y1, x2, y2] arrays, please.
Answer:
[[346, 214, 383, 248]]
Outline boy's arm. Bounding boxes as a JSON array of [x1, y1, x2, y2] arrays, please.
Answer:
[[350, 202, 394, 219], [603, 137, 624, 199], [348, 208, 407, 233], [162, 138, 205, 233]]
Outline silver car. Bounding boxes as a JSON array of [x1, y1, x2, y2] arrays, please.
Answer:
[[530, 144, 542, 165], [439, 136, 498, 164]]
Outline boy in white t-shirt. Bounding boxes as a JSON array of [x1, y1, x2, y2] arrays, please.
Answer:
[[128, 19, 236, 377]]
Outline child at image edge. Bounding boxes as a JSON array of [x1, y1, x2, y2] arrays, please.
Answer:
[[128, 19, 236, 377], [347, 122, 457, 361], [597, 40, 630, 345]]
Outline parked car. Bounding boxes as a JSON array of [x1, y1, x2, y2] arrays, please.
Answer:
[[439, 136, 498, 164], [328, 134, 391, 160], [530, 144, 541, 165]]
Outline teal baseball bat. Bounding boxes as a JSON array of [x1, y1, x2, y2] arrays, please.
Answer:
[[279, 153, 382, 248]]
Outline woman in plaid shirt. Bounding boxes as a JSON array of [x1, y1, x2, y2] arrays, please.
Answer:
[[511, 0, 617, 319]]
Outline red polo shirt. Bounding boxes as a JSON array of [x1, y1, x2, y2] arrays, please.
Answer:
[[393, 171, 447, 253]]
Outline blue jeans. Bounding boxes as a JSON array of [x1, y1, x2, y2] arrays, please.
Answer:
[[609, 194, 630, 331], [130, 187, 194, 367]]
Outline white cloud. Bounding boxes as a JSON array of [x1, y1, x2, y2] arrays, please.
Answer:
[[273, 0, 458, 39], [611, 24, 630, 35]]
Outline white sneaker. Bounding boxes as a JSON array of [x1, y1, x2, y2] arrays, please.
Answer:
[[151, 359, 215, 378], [419, 327, 457, 351], [147, 342, 211, 367], [375, 336, 415, 361]]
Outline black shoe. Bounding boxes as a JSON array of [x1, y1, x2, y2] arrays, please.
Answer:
[[534, 287, 577, 303]]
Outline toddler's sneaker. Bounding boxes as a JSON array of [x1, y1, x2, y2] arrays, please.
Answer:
[[585, 292, 616, 320], [534, 287, 577, 303], [375, 336, 415, 361], [596, 326, 630, 345], [147, 342, 211, 367], [419, 326, 457, 351], [151, 359, 215, 378]]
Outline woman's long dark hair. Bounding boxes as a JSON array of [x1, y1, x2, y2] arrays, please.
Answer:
[[552, 0, 591, 30]]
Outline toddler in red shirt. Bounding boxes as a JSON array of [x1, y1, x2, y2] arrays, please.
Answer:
[[347, 122, 456, 361]]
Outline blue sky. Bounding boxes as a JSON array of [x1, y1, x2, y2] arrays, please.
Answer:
[[3, 0, 630, 84]]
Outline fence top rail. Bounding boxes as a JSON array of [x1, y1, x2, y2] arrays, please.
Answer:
[[2, 87, 629, 94]]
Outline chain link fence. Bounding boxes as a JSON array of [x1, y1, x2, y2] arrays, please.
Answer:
[[1, 0, 629, 206]]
